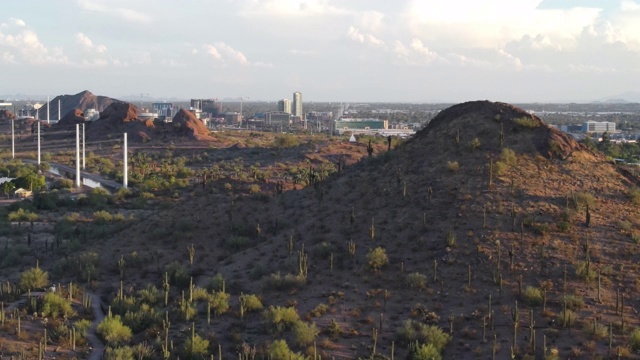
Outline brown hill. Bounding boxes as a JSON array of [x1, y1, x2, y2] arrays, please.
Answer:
[[40, 101, 640, 359], [38, 90, 121, 120], [171, 108, 214, 141], [86, 102, 153, 141], [56, 109, 87, 126]]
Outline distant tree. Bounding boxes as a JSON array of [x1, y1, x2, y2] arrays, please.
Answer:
[[367, 247, 389, 272]]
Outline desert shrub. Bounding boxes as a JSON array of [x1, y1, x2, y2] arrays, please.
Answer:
[[629, 187, 640, 206], [264, 273, 306, 291], [184, 333, 210, 359], [572, 192, 595, 210], [410, 342, 442, 360], [584, 320, 608, 340], [104, 346, 134, 360], [51, 178, 74, 190], [468, 138, 481, 150], [165, 261, 190, 288], [93, 210, 113, 224], [240, 293, 263, 312], [500, 148, 517, 165], [42, 292, 75, 319], [396, 320, 450, 351], [97, 314, 133, 346], [562, 294, 585, 310], [292, 321, 319, 346], [522, 286, 543, 306], [113, 188, 131, 201], [309, 303, 328, 317], [446, 161, 459, 172], [206, 273, 226, 292], [618, 220, 633, 232], [178, 300, 197, 321], [367, 247, 389, 271], [140, 191, 155, 200], [263, 306, 301, 333], [268, 339, 305, 360], [137, 285, 161, 306], [446, 229, 457, 248], [20, 266, 49, 291], [74, 319, 92, 338], [557, 221, 571, 232], [630, 328, 640, 351], [558, 309, 578, 327], [574, 261, 597, 282], [191, 287, 209, 302], [326, 318, 342, 339], [208, 291, 230, 317], [407, 272, 428, 289], [273, 134, 300, 148], [514, 117, 540, 128]]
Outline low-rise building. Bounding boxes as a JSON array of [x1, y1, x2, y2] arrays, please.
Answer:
[[582, 121, 616, 133]]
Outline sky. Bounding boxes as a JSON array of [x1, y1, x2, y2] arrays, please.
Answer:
[[1, 0, 640, 103]]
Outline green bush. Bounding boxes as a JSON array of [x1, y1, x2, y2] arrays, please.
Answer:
[[97, 314, 133, 346], [513, 117, 540, 128], [165, 261, 190, 288], [206, 273, 226, 292], [446, 161, 459, 172], [411, 342, 442, 360], [407, 272, 428, 289], [93, 210, 113, 224], [268, 340, 305, 360], [367, 247, 389, 272], [74, 319, 92, 338], [522, 286, 543, 306], [20, 266, 49, 291], [273, 134, 300, 148], [104, 346, 134, 360], [572, 192, 595, 210], [396, 320, 450, 351], [240, 293, 263, 312], [185, 333, 210, 359], [264, 273, 306, 291], [293, 321, 319, 347], [562, 294, 585, 310], [208, 291, 230, 317], [574, 261, 597, 282], [630, 328, 640, 351], [629, 187, 640, 206], [500, 148, 517, 165], [263, 306, 300, 333], [42, 292, 75, 319]]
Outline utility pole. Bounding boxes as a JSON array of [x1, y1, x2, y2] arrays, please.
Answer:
[[123, 133, 128, 189], [58, 99, 61, 120], [47, 95, 50, 124], [82, 123, 85, 170], [37, 121, 41, 165], [11, 118, 14, 159], [76, 124, 80, 188]]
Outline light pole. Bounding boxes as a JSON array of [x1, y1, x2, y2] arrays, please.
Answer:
[[240, 96, 249, 129]]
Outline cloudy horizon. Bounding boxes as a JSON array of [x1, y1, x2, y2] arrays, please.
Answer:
[[1, 0, 639, 103]]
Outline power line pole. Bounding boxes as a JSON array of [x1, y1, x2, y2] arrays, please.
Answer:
[[37, 121, 41, 165], [82, 123, 86, 170], [76, 124, 81, 188], [123, 133, 128, 189], [11, 118, 14, 159]]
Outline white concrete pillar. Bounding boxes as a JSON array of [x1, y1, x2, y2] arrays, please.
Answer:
[[123, 133, 128, 189], [37, 121, 41, 165], [76, 124, 81, 188]]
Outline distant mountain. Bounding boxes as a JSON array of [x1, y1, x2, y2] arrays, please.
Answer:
[[596, 91, 640, 104]]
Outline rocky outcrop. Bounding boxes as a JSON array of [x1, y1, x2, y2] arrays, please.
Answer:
[[40, 90, 122, 120], [171, 109, 213, 140], [0, 109, 15, 120], [57, 109, 87, 126]]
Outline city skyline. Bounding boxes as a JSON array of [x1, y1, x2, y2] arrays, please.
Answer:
[[1, 1, 640, 103]]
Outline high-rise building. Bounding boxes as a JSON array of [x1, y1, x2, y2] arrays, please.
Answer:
[[278, 99, 291, 114], [292, 91, 302, 117]]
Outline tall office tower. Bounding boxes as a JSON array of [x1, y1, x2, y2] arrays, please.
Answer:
[[292, 91, 302, 117], [278, 99, 291, 114]]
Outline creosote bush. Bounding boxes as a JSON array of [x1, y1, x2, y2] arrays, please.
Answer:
[[407, 272, 428, 289], [263, 306, 301, 333], [268, 339, 305, 360], [292, 321, 319, 346], [396, 320, 450, 353], [367, 247, 389, 272], [522, 286, 543, 306], [446, 161, 459, 172], [629, 187, 640, 206], [97, 314, 133, 346], [630, 328, 640, 351], [20, 266, 49, 291], [513, 116, 540, 128]]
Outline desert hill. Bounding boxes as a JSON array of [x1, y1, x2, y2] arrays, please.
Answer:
[[172, 108, 214, 141], [84, 100, 640, 359], [39, 90, 121, 120]]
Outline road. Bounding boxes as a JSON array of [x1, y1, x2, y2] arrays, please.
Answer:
[[24, 160, 122, 189]]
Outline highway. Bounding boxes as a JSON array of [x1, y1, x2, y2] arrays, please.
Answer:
[[23, 159, 122, 189]]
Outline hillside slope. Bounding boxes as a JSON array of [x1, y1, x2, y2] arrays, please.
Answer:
[[91, 101, 640, 358]]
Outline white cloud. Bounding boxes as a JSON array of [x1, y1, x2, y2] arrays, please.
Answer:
[[76, 0, 151, 23], [76, 33, 107, 53], [240, 0, 348, 17], [347, 26, 385, 47], [357, 10, 384, 32], [205, 45, 222, 60], [409, 38, 437, 61], [10, 18, 26, 27], [0, 29, 69, 65]]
